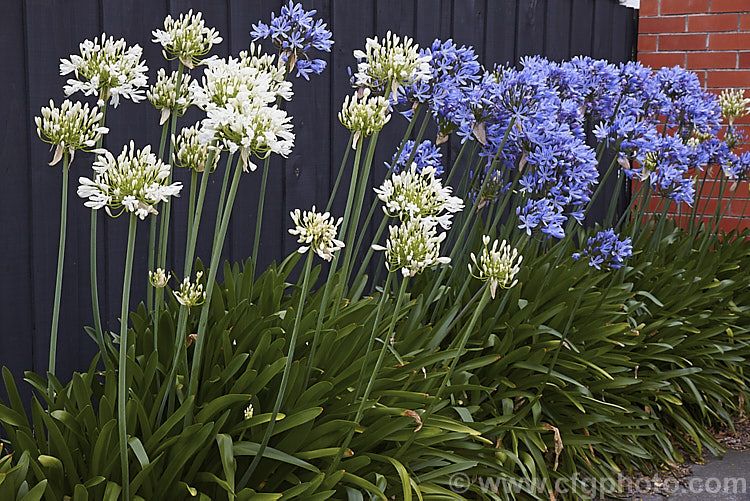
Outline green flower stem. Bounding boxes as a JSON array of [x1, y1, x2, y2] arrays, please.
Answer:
[[118, 213, 138, 501], [152, 65, 185, 373], [348, 113, 431, 286], [336, 139, 364, 255], [90, 102, 109, 369], [211, 153, 235, 254], [328, 274, 409, 474], [423, 127, 512, 311], [351, 216, 389, 289], [250, 153, 271, 278], [396, 284, 492, 458], [337, 132, 380, 305], [604, 170, 626, 228], [48, 153, 69, 382], [147, 123, 171, 314], [250, 96, 284, 288], [325, 133, 354, 212], [238, 251, 314, 489], [154, 158, 216, 425], [186, 156, 244, 423], [443, 140, 473, 186], [187, 169, 198, 250]]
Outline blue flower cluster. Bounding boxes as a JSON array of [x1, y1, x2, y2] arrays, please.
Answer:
[[397, 45, 733, 238], [573, 229, 633, 270], [398, 39, 482, 141], [386, 140, 443, 175], [250, 1, 333, 80]]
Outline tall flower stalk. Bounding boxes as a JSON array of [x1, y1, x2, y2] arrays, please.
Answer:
[[60, 35, 148, 366], [240, 206, 343, 487], [35, 99, 108, 377], [78, 142, 181, 500]]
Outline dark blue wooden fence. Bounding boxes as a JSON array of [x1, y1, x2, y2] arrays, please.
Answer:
[[0, 0, 636, 385]]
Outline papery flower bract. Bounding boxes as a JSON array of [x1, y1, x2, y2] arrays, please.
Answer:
[[338, 89, 391, 146], [152, 10, 222, 68], [386, 139, 444, 175], [173, 271, 206, 307], [374, 164, 463, 229], [250, 1, 333, 80], [572, 229, 632, 270], [173, 124, 220, 173], [77, 141, 182, 219], [147, 68, 194, 125], [35, 99, 109, 165], [149, 268, 168, 288], [371, 218, 450, 277], [60, 34, 148, 108], [288, 206, 344, 261], [352, 31, 431, 100], [468, 236, 522, 298]]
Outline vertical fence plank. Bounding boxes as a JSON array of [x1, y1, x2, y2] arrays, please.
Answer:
[[0, 0, 34, 386], [516, 0, 546, 59], [569, 0, 595, 57], [545, 0, 572, 61], [485, 0, 516, 66]]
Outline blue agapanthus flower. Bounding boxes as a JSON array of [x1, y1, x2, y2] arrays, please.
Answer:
[[250, 1, 333, 80], [398, 39, 483, 139], [386, 140, 443, 175], [573, 229, 633, 270]]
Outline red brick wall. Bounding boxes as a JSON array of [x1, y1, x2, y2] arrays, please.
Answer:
[[638, 0, 750, 232]]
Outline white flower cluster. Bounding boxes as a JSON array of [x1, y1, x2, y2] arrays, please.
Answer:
[[77, 141, 182, 219], [372, 165, 460, 277], [338, 89, 391, 146], [288, 206, 344, 261], [35, 99, 109, 165], [352, 31, 431, 100], [152, 10, 222, 69], [60, 34, 148, 108], [149, 267, 169, 288], [173, 271, 206, 307], [468, 236, 523, 298], [719, 88, 750, 126], [147, 68, 194, 125], [173, 124, 220, 173], [372, 218, 450, 277], [191, 53, 295, 170], [374, 164, 464, 230]]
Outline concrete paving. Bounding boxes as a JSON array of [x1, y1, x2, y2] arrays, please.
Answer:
[[627, 450, 750, 500]]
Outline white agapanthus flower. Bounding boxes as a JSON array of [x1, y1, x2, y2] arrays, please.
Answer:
[[77, 141, 182, 219], [147, 68, 194, 125], [198, 99, 294, 171], [190, 52, 292, 109], [189, 53, 295, 169], [244, 403, 254, 420], [59, 34, 148, 108], [372, 218, 450, 277], [468, 236, 523, 298], [288, 206, 344, 261], [35, 99, 109, 165], [152, 10, 222, 69], [338, 89, 391, 147], [718, 88, 750, 125], [352, 31, 431, 100], [374, 164, 464, 229], [173, 271, 206, 307], [149, 268, 169, 288], [173, 124, 220, 173]]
